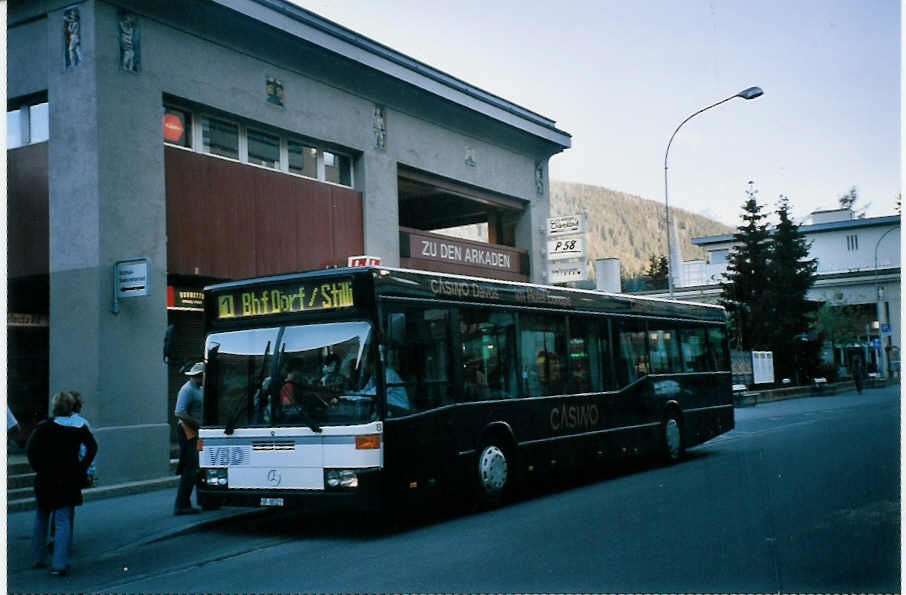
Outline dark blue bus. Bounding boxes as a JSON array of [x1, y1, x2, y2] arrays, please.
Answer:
[[195, 266, 733, 511]]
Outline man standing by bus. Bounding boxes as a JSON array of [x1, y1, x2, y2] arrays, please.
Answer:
[[174, 362, 204, 515]]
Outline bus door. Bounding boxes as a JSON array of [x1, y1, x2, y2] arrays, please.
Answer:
[[382, 306, 458, 493]]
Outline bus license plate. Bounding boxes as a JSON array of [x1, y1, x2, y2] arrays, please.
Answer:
[[260, 497, 284, 507]]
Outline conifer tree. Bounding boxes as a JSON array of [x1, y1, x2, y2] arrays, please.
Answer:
[[766, 195, 818, 378], [720, 182, 772, 350], [644, 253, 669, 290]]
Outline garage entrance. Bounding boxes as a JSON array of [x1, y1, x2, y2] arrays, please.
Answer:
[[397, 166, 529, 281]]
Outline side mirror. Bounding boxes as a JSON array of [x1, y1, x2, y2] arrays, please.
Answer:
[[388, 313, 406, 346], [163, 324, 176, 364]]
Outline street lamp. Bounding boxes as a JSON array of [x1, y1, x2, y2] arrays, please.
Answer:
[[663, 86, 764, 298], [873, 225, 897, 378]]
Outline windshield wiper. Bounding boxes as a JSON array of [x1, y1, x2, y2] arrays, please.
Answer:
[[225, 340, 271, 435], [285, 379, 324, 434]]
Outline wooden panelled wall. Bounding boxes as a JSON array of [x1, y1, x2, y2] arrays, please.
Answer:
[[8, 143, 49, 279], [165, 146, 363, 280]]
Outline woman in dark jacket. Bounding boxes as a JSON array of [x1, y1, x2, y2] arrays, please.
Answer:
[[28, 391, 97, 576]]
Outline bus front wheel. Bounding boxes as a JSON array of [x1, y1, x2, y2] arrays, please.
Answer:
[[662, 414, 683, 464], [475, 441, 510, 509]]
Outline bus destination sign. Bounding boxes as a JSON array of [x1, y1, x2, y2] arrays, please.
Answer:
[[216, 279, 354, 319]]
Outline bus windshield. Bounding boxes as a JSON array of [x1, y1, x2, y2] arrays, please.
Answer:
[[205, 321, 377, 428]]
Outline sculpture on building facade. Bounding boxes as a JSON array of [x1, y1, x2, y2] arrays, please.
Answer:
[[119, 12, 140, 72], [464, 146, 476, 168], [266, 76, 284, 106], [63, 7, 82, 70], [535, 162, 544, 196], [372, 105, 386, 150]]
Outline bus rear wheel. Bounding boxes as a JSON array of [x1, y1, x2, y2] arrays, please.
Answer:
[[662, 414, 683, 464], [475, 441, 511, 509]]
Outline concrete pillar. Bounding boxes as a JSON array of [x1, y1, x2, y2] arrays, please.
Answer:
[[361, 150, 400, 266], [47, 2, 168, 484], [517, 160, 549, 284]]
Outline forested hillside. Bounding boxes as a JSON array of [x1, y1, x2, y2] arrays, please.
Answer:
[[550, 181, 734, 276]]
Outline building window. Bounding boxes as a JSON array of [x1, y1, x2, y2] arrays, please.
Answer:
[[6, 109, 25, 148], [846, 234, 859, 251], [7, 100, 49, 148], [166, 102, 354, 187], [247, 129, 280, 169], [202, 116, 239, 160], [324, 151, 352, 186], [162, 107, 191, 147], [708, 249, 729, 265], [29, 103, 49, 143], [288, 141, 318, 178]]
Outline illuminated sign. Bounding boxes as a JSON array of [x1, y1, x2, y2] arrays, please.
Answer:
[[167, 286, 204, 310], [348, 255, 382, 267], [8, 313, 49, 327], [162, 113, 185, 142], [215, 279, 354, 319]]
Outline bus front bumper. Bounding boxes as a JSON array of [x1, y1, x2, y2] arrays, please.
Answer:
[[196, 468, 382, 512]]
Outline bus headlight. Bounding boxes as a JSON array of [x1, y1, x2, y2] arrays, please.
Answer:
[[325, 469, 358, 489], [203, 468, 228, 488]]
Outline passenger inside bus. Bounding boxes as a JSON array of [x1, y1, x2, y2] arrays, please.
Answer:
[[535, 350, 565, 395], [320, 352, 345, 391], [361, 360, 410, 415], [280, 361, 303, 406]]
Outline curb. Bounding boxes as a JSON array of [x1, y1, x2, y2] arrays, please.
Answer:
[[135, 507, 274, 547], [8, 476, 180, 513], [733, 379, 892, 407]]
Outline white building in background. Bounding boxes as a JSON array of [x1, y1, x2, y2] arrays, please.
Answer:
[[647, 209, 901, 377]]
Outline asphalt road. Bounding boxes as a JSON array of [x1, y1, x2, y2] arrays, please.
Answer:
[[15, 386, 902, 593]]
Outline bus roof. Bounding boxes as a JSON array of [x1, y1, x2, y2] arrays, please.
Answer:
[[205, 266, 726, 323]]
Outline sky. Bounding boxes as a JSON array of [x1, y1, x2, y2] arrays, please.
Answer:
[[291, 0, 900, 227]]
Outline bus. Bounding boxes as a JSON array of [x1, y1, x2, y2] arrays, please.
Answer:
[[194, 266, 733, 512]]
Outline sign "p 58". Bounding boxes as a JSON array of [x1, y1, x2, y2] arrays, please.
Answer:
[[547, 238, 585, 261]]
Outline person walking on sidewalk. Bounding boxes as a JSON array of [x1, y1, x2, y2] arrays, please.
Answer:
[[27, 391, 98, 576], [53, 391, 97, 483], [174, 362, 204, 515], [852, 356, 865, 394], [49, 390, 97, 548]]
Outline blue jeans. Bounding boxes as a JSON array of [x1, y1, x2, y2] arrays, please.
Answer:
[[32, 504, 73, 570], [175, 430, 199, 510]]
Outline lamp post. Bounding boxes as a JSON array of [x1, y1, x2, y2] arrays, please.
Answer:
[[663, 86, 764, 298], [873, 225, 897, 379]]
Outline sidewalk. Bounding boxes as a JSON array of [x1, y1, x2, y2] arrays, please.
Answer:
[[6, 485, 264, 577], [6, 454, 181, 513]]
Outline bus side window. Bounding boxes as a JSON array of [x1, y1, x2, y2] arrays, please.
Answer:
[[568, 317, 607, 393], [459, 308, 516, 402], [707, 327, 730, 371], [520, 313, 567, 397], [680, 327, 709, 372], [615, 319, 647, 387], [389, 307, 453, 412], [648, 327, 680, 374]]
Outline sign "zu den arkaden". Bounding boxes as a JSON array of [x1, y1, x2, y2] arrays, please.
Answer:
[[408, 231, 519, 272]]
